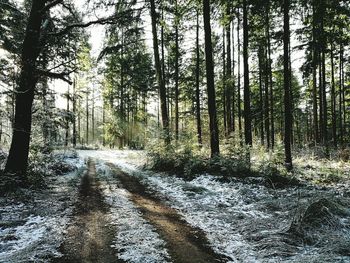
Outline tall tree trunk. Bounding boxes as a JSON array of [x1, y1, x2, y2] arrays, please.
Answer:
[[222, 29, 227, 134], [312, 2, 319, 143], [340, 46, 346, 145], [225, 2, 232, 134], [78, 97, 81, 144], [258, 48, 264, 144], [237, 5, 242, 140], [243, 0, 252, 145], [195, 8, 202, 146], [231, 16, 235, 133], [72, 77, 77, 147], [264, 6, 270, 148], [174, 0, 179, 140], [318, 52, 323, 142], [42, 78, 49, 144], [5, 0, 45, 177], [283, 0, 292, 170], [65, 84, 70, 147], [161, 3, 168, 127], [102, 101, 106, 147], [92, 89, 95, 143], [321, 45, 327, 144], [203, 0, 220, 156], [330, 43, 336, 147], [339, 46, 344, 145], [267, 19, 274, 148], [85, 90, 89, 145], [150, 0, 170, 144]]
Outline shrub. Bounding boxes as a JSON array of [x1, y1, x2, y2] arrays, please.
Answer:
[[207, 155, 251, 178]]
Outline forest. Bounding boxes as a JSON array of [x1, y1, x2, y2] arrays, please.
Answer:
[[0, 0, 350, 262]]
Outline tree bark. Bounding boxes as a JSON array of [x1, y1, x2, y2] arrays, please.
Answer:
[[195, 8, 202, 146], [203, 0, 220, 156], [237, 5, 242, 140], [150, 0, 170, 144], [312, 2, 319, 143], [174, 0, 179, 140], [258, 48, 264, 144], [267, 17, 274, 148], [5, 0, 46, 177], [339, 46, 344, 145], [243, 0, 252, 145], [330, 43, 336, 147], [225, 2, 232, 134], [264, 4, 270, 148], [72, 77, 77, 147], [65, 84, 70, 147], [85, 90, 89, 145], [283, 0, 292, 170]]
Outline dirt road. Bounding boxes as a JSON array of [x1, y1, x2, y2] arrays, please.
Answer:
[[54, 158, 227, 263], [54, 159, 124, 263]]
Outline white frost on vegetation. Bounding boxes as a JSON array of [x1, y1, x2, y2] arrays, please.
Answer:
[[79, 150, 350, 263], [0, 154, 83, 263], [95, 162, 171, 263], [0, 215, 68, 262], [83, 150, 262, 262]]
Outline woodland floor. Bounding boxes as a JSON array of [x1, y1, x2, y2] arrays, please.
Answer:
[[1, 150, 350, 263], [55, 158, 226, 263]]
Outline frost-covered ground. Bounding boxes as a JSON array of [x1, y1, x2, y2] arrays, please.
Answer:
[[1, 149, 349, 263], [79, 150, 350, 263], [95, 161, 171, 263], [0, 153, 85, 263]]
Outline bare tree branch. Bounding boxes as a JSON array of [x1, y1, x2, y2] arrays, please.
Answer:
[[40, 0, 63, 13], [49, 16, 118, 37], [37, 69, 73, 84]]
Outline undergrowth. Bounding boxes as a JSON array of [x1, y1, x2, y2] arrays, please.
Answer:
[[146, 138, 300, 187], [0, 144, 78, 192], [146, 135, 350, 187]]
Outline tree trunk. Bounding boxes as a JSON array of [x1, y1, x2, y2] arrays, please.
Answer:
[[237, 5, 242, 140], [339, 46, 344, 145], [72, 77, 77, 147], [5, 0, 45, 177], [222, 30, 227, 134], [340, 46, 346, 145], [86, 90, 89, 145], [283, 0, 292, 170], [321, 46, 327, 144], [267, 18, 274, 148], [258, 48, 264, 144], [92, 89, 95, 143], [195, 8, 202, 146], [42, 78, 49, 144], [203, 0, 220, 156], [231, 16, 235, 133], [312, 2, 319, 143], [150, 0, 170, 144], [264, 5, 270, 148], [102, 101, 106, 147], [174, 0, 179, 140], [330, 43, 336, 147], [243, 0, 252, 146], [225, 2, 232, 134], [65, 84, 70, 147]]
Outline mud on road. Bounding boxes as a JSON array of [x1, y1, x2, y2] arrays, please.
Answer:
[[106, 163, 228, 263], [54, 158, 227, 263], [54, 159, 124, 263]]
